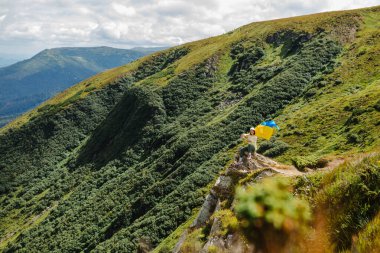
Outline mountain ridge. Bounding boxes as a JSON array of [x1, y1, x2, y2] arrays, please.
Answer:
[[0, 6, 379, 252], [0, 46, 165, 127]]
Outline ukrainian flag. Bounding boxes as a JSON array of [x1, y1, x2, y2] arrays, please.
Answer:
[[260, 120, 279, 130], [255, 120, 279, 140]]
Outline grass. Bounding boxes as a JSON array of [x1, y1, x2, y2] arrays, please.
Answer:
[[292, 152, 380, 252], [331, 154, 380, 248], [274, 9, 380, 163], [356, 211, 380, 252], [151, 208, 199, 253]]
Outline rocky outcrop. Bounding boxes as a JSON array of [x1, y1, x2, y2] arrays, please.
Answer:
[[173, 154, 282, 253], [191, 193, 219, 229]]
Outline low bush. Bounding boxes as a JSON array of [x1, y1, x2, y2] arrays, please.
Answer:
[[210, 209, 238, 236], [374, 99, 380, 111], [258, 139, 289, 157], [291, 155, 327, 171], [235, 177, 310, 251], [179, 228, 205, 252]]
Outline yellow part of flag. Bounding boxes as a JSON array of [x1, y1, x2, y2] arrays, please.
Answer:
[[255, 125, 275, 140]]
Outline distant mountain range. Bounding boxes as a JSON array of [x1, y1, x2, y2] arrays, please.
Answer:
[[0, 56, 24, 67], [0, 46, 165, 126]]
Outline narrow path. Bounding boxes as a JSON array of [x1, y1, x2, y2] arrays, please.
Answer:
[[248, 154, 350, 177], [271, 165, 303, 176]]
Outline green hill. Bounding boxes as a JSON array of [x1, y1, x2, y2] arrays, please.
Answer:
[[0, 6, 379, 252], [0, 46, 164, 127]]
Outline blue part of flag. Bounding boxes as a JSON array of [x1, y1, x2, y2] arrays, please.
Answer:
[[261, 120, 280, 130]]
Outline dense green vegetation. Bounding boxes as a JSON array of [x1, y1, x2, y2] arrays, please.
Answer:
[[1, 6, 380, 253]]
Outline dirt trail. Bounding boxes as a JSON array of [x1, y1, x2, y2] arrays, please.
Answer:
[[245, 153, 303, 176], [322, 157, 346, 171], [271, 165, 304, 176], [249, 154, 349, 177]]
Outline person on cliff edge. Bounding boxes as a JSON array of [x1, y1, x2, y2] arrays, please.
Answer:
[[239, 127, 258, 162]]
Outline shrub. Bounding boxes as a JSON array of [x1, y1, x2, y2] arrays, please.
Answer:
[[133, 48, 189, 80], [210, 209, 238, 236], [291, 156, 312, 170], [257, 140, 275, 153], [291, 155, 327, 171], [347, 133, 360, 143], [179, 228, 205, 252], [235, 177, 310, 251], [374, 100, 380, 111], [304, 88, 318, 98], [258, 139, 289, 157]]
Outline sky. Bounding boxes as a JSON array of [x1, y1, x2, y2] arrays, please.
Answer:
[[0, 0, 380, 58]]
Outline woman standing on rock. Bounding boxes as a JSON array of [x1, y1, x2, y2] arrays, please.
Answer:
[[239, 127, 258, 162]]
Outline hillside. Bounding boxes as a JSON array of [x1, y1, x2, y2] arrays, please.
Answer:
[[0, 6, 380, 253], [169, 153, 380, 252], [0, 46, 163, 127]]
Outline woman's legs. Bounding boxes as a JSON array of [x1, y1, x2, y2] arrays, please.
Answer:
[[240, 146, 247, 158], [247, 144, 255, 159]]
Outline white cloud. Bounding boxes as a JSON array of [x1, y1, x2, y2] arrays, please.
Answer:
[[112, 2, 136, 16], [0, 0, 379, 57]]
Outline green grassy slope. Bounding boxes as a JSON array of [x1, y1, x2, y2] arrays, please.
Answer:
[[275, 10, 380, 161], [0, 6, 379, 253]]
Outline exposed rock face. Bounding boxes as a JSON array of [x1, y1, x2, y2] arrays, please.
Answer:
[[329, 15, 361, 44], [266, 30, 312, 47], [173, 231, 189, 253], [191, 193, 219, 229], [212, 176, 234, 200], [199, 54, 220, 78], [174, 153, 281, 252], [199, 201, 252, 253], [201, 231, 254, 253]]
